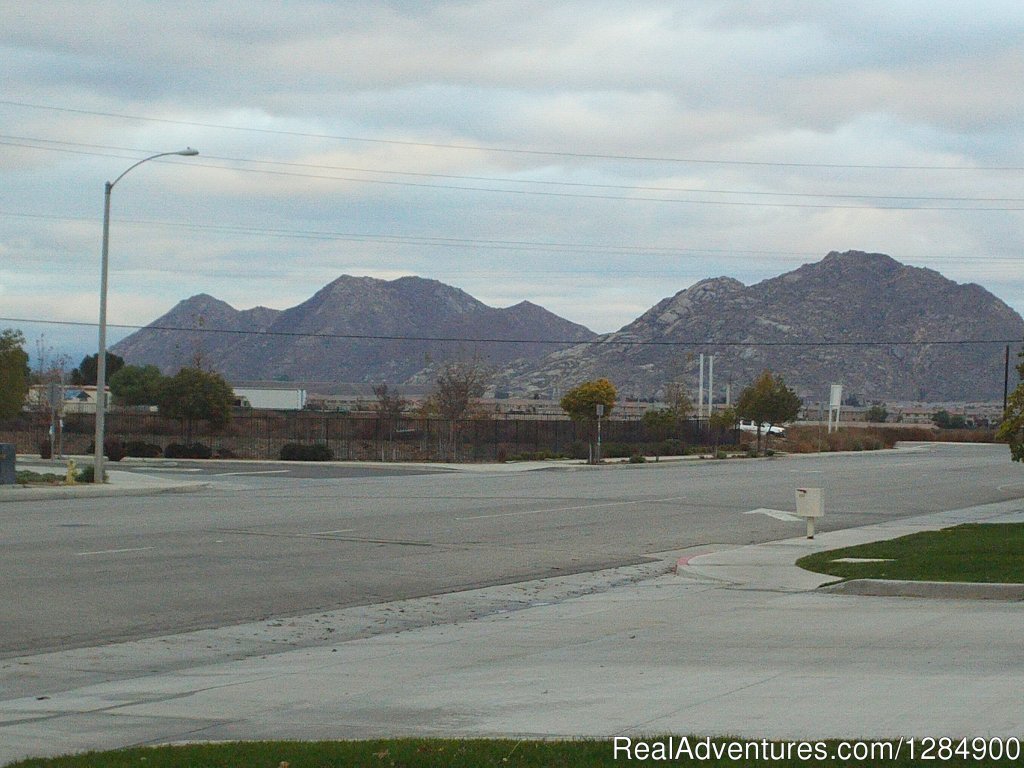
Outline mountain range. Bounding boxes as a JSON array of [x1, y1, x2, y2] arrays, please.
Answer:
[[506, 251, 1023, 402], [112, 252, 1024, 402], [111, 275, 596, 384]]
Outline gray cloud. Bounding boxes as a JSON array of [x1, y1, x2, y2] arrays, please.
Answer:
[[2, 0, 1023, 367]]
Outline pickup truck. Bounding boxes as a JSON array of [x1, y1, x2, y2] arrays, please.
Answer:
[[737, 420, 786, 437]]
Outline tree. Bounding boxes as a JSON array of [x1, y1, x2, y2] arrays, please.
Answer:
[[373, 382, 409, 461], [70, 352, 124, 386], [662, 381, 693, 420], [430, 358, 491, 461], [561, 378, 617, 422], [709, 406, 738, 454], [864, 404, 889, 423], [561, 378, 617, 463], [932, 409, 966, 429], [735, 370, 801, 455], [156, 367, 234, 441], [109, 365, 167, 406], [0, 329, 30, 419], [997, 351, 1024, 462]]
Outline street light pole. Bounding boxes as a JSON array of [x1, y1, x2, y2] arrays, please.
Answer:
[[94, 148, 198, 482]]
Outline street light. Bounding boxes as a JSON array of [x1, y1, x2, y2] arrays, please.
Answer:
[[94, 148, 199, 482]]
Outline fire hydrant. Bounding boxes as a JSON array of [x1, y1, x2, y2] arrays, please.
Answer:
[[65, 459, 77, 485]]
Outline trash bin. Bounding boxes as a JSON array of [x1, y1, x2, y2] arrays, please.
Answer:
[[0, 443, 15, 485]]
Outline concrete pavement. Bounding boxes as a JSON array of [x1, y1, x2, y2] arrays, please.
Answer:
[[0, 465, 210, 502], [1, 497, 1022, 764]]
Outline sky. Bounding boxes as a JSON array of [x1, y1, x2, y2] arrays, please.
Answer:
[[3, 1, 1024, 369]]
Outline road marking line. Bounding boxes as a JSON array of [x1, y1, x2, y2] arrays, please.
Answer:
[[211, 470, 291, 476], [76, 546, 155, 556], [308, 529, 356, 535], [744, 508, 802, 522], [456, 495, 690, 521]]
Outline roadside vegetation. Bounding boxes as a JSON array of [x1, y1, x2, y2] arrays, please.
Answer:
[[797, 524, 1024, 583], [7, 737, 1018, 768], [12, 466, 105, 485]]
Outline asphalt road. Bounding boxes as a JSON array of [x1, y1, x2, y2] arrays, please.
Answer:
[[3, 443, 1022, 657]]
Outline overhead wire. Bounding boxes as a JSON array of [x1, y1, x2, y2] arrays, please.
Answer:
[[3, 138, 1024, 210], [3, 98, 1024, 171], [1, 316, 1018, 348]]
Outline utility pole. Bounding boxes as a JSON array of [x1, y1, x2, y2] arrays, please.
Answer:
[[698, 353, 704, 421], [707, 354, 714, 416], [1005, 344, 1011, 415]]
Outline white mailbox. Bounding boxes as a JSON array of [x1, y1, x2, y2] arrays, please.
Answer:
[[795, 487, 823, 539], [795, 487, 823, 517]]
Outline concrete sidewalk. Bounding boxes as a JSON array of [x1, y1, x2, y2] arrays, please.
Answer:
[[1, 499, 1022, 764], [678, 500, 1024, 596], [0, 465, 209, 502]]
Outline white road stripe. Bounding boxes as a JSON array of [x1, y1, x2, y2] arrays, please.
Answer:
[[76, 546, 155, 556], [211, 470, 291, 476], [456, 495, 690, 521], [308, 529, 356, 535]]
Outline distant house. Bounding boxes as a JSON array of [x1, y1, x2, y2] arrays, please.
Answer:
[[26, 384, 108, 414]]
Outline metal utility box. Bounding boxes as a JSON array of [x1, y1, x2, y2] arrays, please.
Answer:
[[795, 487, 823, 518], [0, 443, 15, 485]]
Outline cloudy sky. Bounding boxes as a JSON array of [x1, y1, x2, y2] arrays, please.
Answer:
[[3, 1, 1024, 366]]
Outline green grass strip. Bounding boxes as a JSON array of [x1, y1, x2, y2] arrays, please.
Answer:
[[8, 737, 1020, 768], [797, 523, 1024, 583]]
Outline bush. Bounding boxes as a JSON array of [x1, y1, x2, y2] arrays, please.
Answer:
[[507, 449, 567, 461], [628, 453, 647, 463], [656, 439, 689, 456], [75, 465, 107, 483], [601, 442, 634, 459], [124, 441, 163, 458], [164, 442, 213, 459], [279, 443, 334, 461], [39, 439, 52, 459], [84, 438, 127, 462]]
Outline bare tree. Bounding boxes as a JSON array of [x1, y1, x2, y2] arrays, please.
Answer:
[[431, 358, 491, 461], [373, 382, 408, 461]]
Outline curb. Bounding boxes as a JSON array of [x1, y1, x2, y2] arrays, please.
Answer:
[[0, 481, 210, 503], [823, 579, 1024, 601]]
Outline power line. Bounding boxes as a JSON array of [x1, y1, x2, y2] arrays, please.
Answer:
[[3, 98, 1023, 172], [0, 209, 821, 258], [2, 316, 1018, 348], [4, 140, 1023, 211], [5, 134, 1024, 204], [5, 210, 1023, 267]]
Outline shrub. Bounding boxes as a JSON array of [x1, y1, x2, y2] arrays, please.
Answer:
[[628, 453, 647, 463], [279, 443, 334, 461], [75, 465, 108, 483], [601, 442, 634, 459], [39, 439, 52, 459], [84, 438, 127, 462], [507, 450, 567, 461], [656, 438, 689, 456], [124, 441, 163, 458], [164, 442, 213, 459]]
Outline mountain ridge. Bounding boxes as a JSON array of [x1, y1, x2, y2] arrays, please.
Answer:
[[505, 250, 1024, 402]]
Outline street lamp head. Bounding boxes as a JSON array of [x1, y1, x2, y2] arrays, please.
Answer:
[[177, 147, 199, 156]]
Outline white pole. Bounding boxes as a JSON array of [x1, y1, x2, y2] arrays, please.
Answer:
[[698, 353, 704, 421], [708, 355, 714, 416]]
